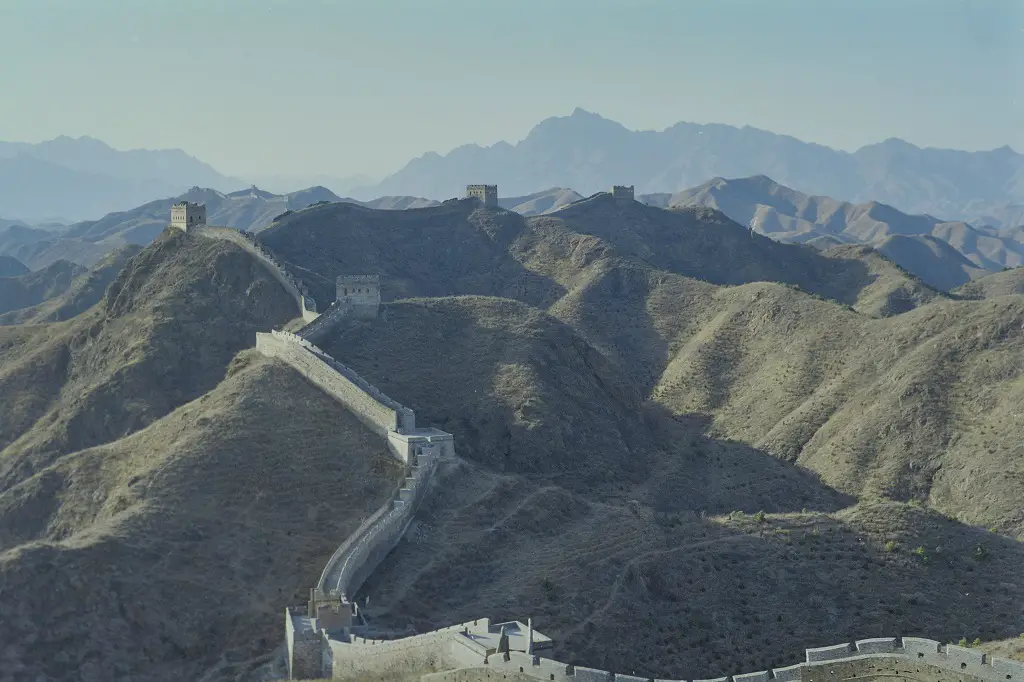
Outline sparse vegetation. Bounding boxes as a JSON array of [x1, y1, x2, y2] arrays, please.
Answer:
[[2, 200, 1023, 681]]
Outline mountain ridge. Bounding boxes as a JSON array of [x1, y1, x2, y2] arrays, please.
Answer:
[[355, 109, 1024, 223], [0, 201, 1021, 680]]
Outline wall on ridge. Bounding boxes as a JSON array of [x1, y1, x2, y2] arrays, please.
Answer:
[[320, 444, 440, 598], [193, 225, 319, 322], [255, 330, 400, 436]]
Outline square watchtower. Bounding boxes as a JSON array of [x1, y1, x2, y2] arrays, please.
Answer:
[[170, 202, 207, 231], [336, 274, 381, 319], [466, 184, 498, 208], [610, 185, 635, 202]]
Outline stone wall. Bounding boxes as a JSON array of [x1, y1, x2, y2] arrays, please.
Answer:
[[318, 443, 439, 598], [307, 631, 1024, 682], [285, 608, 323, 680], [193, 225, 319, 322], [545, 637, 1021, 682], [254, 330, 402, 437]]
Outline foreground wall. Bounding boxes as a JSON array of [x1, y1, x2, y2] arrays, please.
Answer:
[[314, 634, 1024, 682], [326, 620, 493, 681]]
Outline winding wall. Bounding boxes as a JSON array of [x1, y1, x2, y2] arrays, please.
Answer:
[[193, 225, 320, 322], [254, 330, 409, 437], [330, 634, 1024, 682], [318, 440, 440, 598]]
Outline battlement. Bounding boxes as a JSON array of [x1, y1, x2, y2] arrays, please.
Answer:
[[610, 185, 635, 202], [170, 201, 207, 231], [466, 184, 499, 208]]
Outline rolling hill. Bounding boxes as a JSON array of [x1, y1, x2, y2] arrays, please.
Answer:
[[664, 175, 1022, 290], [954, 268, 1024, 299], [0, 245, 142, 325], [0, 198, 1021, 680]]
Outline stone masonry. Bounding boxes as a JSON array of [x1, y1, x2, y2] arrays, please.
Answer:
[[466, 184, 498, 208], [610, 185, 635, 202], [170, 201, 207, 231], [335, 274, 381, 319]]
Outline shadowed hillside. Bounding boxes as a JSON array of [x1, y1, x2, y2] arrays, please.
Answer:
[[0, 199, 1021, 682], [0, 228, 299, 489], [258, 199, 567, 310], [0, 255, 28, 277], [544, 196, 943, 315], [265, 201, 1019, 535], [0, 259, 85, 315], [0, 245, 141, 325], [260, 196, 941, 319]]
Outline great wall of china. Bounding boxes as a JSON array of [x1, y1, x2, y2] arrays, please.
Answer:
[[169, 198, 1024, 682]]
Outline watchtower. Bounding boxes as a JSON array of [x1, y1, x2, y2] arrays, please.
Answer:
[[466, 184, 498, 208], [170, 202, 207, 231], [336, 274, 381, 319], [610, 185, 635, 203]]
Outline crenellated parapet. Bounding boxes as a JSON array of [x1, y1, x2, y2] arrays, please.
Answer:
[[255, 322, 455, 680], [555, 636, 1022, 682], [170, 201, 207, 231], [316, 632, 1024, 682], [181, 220, 319, 322]]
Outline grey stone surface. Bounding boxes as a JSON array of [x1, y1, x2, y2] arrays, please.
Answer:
[[771, 663, 805, 682], [733, 671, 769, 682], [805, 643, 852, 662], [855, 638, 898, 654]]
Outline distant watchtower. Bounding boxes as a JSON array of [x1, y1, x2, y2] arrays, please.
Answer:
[[466, 184, 498, 208], [610, 186, 635, 203], [170, 202, 207, 231], [335, 274, 381, 319]]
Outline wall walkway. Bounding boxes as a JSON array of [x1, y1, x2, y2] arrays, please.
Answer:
[[193, 225, 320, 322]]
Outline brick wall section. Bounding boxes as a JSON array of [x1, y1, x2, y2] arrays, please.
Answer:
[[193, 225, 319, 322], [316, 634, 1024, 682], [255, 331, 400, 437]]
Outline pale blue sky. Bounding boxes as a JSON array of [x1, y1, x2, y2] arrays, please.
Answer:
[[1, 0, 1020, 179]]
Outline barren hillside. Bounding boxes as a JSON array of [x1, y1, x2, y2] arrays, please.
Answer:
[[955, 267, 1024, 299], [0, 353, 402, 681], [0, 228, 299, 489], [0, 202, 1021, 682], [0, 245, 141, 325]]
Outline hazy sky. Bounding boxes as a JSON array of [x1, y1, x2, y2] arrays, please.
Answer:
[[1, 0, 1020, 180]]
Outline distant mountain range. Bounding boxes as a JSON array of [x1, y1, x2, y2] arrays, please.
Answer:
[[4, 162, 1022, 293], [353, 108, 1024, 225], [0, 185, 346, 270], [650, 175, 1023, 291], [0, 185, 593, 270], [0, 136, 242, 222]]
